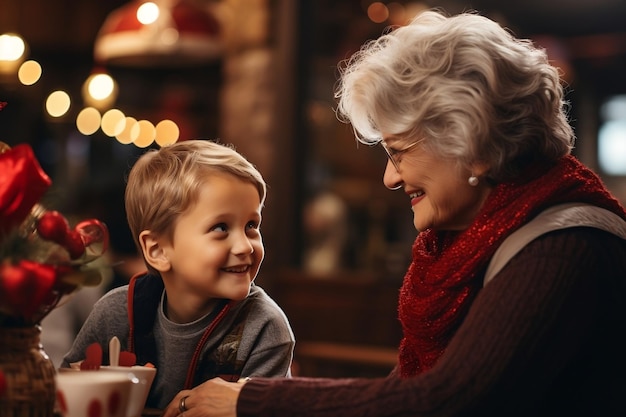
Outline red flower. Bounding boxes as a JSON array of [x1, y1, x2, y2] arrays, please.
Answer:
[[0, 141, 109, 326], [0, 260, 57, 320], [0, 144, 52, 236]]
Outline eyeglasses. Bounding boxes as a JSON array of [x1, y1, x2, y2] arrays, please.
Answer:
[[379, 139, 424, 172]]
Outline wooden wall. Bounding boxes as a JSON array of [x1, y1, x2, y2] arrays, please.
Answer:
[[265, 269, 402, 377]]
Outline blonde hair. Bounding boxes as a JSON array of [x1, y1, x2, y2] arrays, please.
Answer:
[[335, 10, 574, 182], [125, 140, 266, 273]]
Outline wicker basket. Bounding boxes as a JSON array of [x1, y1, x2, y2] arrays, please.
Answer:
[[0, 325, 56, 417]]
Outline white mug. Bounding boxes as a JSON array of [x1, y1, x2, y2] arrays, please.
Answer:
[[100, 366, 157, 417], [55, 371, 133, 417]]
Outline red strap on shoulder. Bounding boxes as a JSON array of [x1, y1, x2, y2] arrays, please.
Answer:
[[126, 272, 144, 352]]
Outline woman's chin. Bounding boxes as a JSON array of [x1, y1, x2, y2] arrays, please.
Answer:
[[413, 216, 431, 232]]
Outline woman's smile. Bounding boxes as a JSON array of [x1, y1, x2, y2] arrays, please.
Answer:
[[409, 190, 425, 207]]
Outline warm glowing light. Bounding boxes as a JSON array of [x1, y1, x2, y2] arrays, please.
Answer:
[[0, 33, 27, 75], [76, 107, 102, 135], [0, 33, 26, 61], [46, 90, 71, 118], [133, 120, 156, 148], [18, 60, 42, 85], [101, 109, 126, 137], [367, 2, 389, 23], [88, 73, 116, 100], [137, 2, 160, 25], [116, 117, 139, 144], [155, 119, 180, 147], [82, 71, 118, 110]]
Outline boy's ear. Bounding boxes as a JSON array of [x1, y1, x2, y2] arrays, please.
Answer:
[[139, 230, 171, 272]]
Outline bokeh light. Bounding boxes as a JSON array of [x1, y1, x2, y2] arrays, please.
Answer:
[[88, 73, 116, 100], [155, 119, 179, 147], [101, 108, 126, 137], [0, 33, 28, 75], [45, 90, 71, 117], [17, 60, 42, 85], [116, 117, 138, 144], [133, 119, 156, 148], [76, 107, 102, 135], [0, 33, 26, 61], [137, 2, 159, 24], [598, 120, 626, 175], [82, 71, 118, 110], [367, 2, 389, 23]]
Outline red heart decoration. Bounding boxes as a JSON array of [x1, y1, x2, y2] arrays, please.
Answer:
[[56, 390, 67, 414], [75, 219, 109, 258], [87, 398, 103, 417], [64, 229, 85, 259], [37, 211, 70, 243], [80, 343, 103, 370], [37, 211, 89, 260], [108, 390, 123, 415], [118, 351, 137, 367], [36, 211, 110, 261], [0, 260, 56, 318]]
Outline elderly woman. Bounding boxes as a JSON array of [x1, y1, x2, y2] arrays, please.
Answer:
[[163, 10, 626, 417]]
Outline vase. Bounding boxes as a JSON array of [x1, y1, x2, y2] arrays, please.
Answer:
[[0, 325, 56, 417]]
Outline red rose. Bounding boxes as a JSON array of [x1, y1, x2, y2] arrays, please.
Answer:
[[0, 144, 52, 235]]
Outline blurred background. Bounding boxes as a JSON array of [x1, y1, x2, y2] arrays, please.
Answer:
[[2, 0, 625, 375]]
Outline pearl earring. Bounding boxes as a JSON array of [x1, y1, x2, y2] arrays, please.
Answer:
[[468, 176, 479, 186]]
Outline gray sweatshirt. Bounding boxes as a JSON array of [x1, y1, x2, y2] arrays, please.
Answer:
[[62, 282, 294, 409]]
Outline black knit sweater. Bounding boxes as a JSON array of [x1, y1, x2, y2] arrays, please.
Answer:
[[238, 227, 626, 417]]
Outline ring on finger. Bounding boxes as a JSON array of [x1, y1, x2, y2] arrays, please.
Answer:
[[179, 395, 190, 413]]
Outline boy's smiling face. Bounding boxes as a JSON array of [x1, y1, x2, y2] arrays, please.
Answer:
[[159, 172, 264, 316]]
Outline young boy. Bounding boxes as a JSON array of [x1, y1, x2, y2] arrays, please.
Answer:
[[62, 140, 295, 410]]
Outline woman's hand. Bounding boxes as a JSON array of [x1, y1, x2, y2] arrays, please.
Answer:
[[162, 377, 246, 417]]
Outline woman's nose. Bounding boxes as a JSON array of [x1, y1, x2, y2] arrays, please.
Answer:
[[383, 161, 403, 190]]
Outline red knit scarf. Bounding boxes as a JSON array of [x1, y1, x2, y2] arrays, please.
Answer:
[[398, 155, 626, 377]]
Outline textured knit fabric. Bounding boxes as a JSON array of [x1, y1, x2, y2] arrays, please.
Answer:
[[398, 155, 626, 376], [62, 281, 295, 409], [238, 228, 626, 416]]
